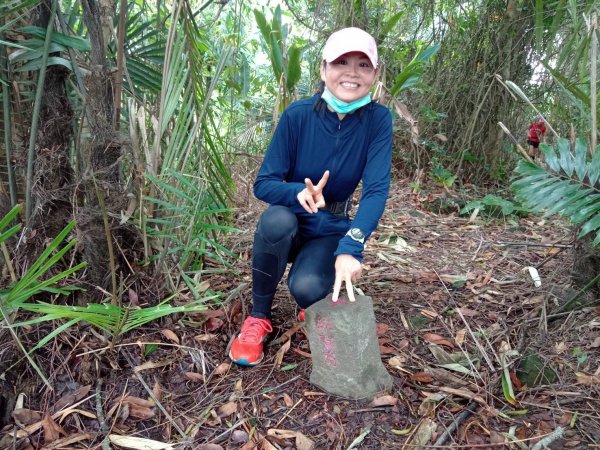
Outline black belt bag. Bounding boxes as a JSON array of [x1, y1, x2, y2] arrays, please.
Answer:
[[323, 198, 352, 219]]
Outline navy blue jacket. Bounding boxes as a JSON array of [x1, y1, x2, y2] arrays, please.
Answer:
[[254, 94, 392, 260]]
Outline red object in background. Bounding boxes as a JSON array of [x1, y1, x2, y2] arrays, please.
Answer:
[[528, 119, 546, 143]]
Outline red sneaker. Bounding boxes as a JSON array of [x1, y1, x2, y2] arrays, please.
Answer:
[[229, 316, 273, 366]]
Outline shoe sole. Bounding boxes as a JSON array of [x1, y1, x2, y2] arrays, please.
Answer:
[[229, 350, 263, 367]]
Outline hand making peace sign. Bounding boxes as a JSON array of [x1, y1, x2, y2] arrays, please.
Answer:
[[297, 170, 330, 213]]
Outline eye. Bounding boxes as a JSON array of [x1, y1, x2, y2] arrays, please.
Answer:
[[359, 62, 372, 68], [332, 58, 347, 65]]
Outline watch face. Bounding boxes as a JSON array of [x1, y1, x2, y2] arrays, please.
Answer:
[[350, 228, 364, 240]]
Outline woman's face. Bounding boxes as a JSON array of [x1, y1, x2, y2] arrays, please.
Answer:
[[320, 51, 378, 103]]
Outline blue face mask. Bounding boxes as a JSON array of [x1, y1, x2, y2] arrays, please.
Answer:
[[321, 87, 371, 114]]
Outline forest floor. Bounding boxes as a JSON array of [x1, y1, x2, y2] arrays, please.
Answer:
[[1, 181, 599, 450]]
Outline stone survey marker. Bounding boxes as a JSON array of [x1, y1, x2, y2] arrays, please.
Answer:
[[305, 293, 392, 399]]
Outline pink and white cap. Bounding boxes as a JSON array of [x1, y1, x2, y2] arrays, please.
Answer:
[[322, 27, 378, 68]]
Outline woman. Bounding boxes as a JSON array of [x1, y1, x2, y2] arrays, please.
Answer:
[[527, 115, 546, 159], [230, 27, 393, 366]]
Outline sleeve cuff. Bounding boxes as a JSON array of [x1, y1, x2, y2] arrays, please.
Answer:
[[334, 236, 364, 261]]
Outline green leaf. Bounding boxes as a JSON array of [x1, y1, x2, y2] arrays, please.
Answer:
[[0, 204, 22, 235], [524, 180, 565, 212], [10, 42, 68, 63], [578, 211, 600, 238], [269, 31, 283, 81], [381, 11, 404, 41], [544, 186, 591, 217], [557, 138, 574, 177], [571, 200, 600, 224], [416, 44, 440, 62], [591, 230, 600, 247], [588, 147, 600, 186], [501, 369, 516, 405], [540, 61, 589, 105], [0, 39, 30, 50], [574, 139, 588, 181], [144, 343, 158, 356], [514, 177, 561, 204], [0, 225, 21, 247], [285, 44, 301, 93], [19, 26, 91, 51], [534, 0, 543, 52], [512, 136, 600, 249], [15, 56, 72, 72], [271, 5, 282, 42], [563, 193, 600, 217], [390, 45, 439, 96], [253, 9, 271, 49], [0, 0, 42, 20], [29, 318, 80, 351], [534, 180, 575, 211]]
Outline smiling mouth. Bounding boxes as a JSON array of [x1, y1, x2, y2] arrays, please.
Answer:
[[341, 82, 360, 88]]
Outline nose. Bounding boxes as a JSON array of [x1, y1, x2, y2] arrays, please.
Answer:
[[346, 61, 360, 76]]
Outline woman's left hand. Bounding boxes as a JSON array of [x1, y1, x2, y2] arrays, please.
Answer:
[[332, 254, 362, 303]]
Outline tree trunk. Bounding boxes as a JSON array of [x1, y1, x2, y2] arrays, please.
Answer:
[[571, 233, 600, 299], [79, 0, 124, 295], [29, 0, 74, 236]]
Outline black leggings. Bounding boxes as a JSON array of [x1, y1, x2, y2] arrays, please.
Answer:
[[251, 205, 341, 317]]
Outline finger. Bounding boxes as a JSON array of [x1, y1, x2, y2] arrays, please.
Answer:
[[300, 201, 313, 214], [304, 178, 317, 194], [297, 190, 313, 214], [316, 170, 330, 190], [332, 274, 341, 302], [345, 276, 356, 302], [305, 194, 318, 213]]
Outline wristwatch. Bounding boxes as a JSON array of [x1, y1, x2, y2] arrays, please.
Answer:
[[346, 228, 365, 244]]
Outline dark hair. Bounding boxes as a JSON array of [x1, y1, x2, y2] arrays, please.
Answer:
[[313, 80, 327, 113]]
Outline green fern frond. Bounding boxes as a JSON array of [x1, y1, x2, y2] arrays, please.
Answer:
[[513, 138, 600, 244]]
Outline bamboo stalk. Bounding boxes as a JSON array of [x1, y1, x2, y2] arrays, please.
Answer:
[[1, 21, 18, 207], [497, 121, 534, 162], [590, 12, 598, 154], [114, 0, 127, 130], [93, 176, 118, 305], [25, 0, 58, 226]]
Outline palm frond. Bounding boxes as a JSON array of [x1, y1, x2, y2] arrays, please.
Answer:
[[13, 296, 214, 337], [146, 169, 238, 271], [513, 138, 600, 245]]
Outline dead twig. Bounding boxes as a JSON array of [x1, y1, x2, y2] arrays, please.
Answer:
[[433, 401, 479, 446], [95, 378, 111, 450]]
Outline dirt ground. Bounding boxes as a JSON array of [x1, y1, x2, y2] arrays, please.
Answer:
[[0, 182, 599, 450]]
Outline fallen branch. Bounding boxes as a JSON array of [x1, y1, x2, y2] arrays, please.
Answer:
[[433, 400, 478, 446]]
